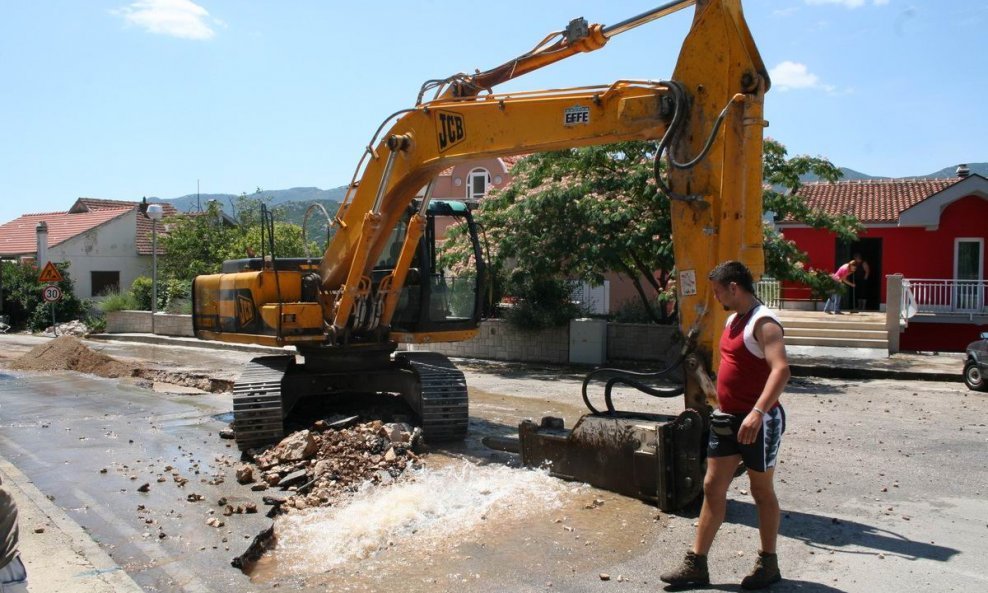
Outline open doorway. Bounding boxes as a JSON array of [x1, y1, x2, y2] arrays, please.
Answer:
[[835, 238, 882, 311]]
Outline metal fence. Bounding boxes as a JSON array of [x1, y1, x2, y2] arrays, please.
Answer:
[[902, 278, 988, 315], [755, 276, 781, 309]]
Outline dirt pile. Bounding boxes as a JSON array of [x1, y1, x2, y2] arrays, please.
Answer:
[[240, 419, 424, 513], [9, 335, 137, 378]]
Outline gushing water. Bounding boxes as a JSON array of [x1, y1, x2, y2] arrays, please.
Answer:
[[265, 460, 575, 576]]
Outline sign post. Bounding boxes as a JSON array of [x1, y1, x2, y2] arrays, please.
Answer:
[[39, 263, 64, 336]]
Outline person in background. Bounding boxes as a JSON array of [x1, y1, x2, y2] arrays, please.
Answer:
[[852, 253, 871, 310], [0, 476, 28, 592], [824, 260, 856, 315]]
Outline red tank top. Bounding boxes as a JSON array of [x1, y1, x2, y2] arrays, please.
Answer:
[[716, 305, 781, 414]]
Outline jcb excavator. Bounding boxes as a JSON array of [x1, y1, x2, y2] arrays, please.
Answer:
[[192, 0, 768, 510]]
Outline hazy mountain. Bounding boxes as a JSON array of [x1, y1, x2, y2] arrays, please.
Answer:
[[800, 163, 987, 184], [149, 186, 348, 214], [921, 162, 988, 179], [800, 167, 880, 183]]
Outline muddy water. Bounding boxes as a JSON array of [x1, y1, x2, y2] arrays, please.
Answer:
[[249, 387, 663, 592]]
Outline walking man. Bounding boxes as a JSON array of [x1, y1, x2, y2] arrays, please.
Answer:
[[661, 261, 790, 589]]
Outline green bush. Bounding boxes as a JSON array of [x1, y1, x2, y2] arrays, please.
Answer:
[[503, 275, 584, 331], [162, 278, 191, 313], [129, 276, 153, 310], [81, 299, 106, 333], [1, 261, 82, 331], [611, 298, 656, 324], [97, 291, 136, 313]]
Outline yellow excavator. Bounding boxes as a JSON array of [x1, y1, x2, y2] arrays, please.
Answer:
[[192, 0, 768, 509]]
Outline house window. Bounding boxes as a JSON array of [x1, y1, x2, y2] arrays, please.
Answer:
[[91, 271, 120, 297], [467, 168, 490, 200], [954, 238, 983, 311]]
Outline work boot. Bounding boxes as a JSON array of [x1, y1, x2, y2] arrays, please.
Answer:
[[660, 550, 709, 587], [740, 551, 781, 590]]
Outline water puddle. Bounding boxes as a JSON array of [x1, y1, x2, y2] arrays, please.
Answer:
[[248, 448, 660, 592], [253, 459, 575, 580]]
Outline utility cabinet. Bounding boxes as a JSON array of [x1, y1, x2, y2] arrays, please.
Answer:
[[569, 318, 607, 365]]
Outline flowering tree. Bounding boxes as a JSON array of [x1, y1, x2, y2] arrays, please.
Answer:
[[442, 138, 860, 324], [445, 141, 675, 324]]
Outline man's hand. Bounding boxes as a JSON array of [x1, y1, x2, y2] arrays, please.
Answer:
[[738, 411, 762, 445]]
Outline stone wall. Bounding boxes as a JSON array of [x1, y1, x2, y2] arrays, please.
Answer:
[[408, 319, 681, 365], [104, 311, 682, 364], [407, 318, 570, 364], [105, 311, 193, 337]]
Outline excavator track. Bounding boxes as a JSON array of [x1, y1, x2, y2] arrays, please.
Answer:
[[232, 356, 294, 451], [398, 352, 469, 442]]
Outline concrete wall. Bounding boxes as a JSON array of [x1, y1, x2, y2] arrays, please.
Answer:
[[49, 211, 152, 298], [407, 319, 569, 364], [104, 311, 682, 364], [407, 319, 681, 365], [106, 311, 193, 337]]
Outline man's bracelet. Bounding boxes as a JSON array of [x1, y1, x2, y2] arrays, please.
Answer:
[[752, 407, 766, 416]]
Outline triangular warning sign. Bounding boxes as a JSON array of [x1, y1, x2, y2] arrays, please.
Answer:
[[38, 261, 63, 283]]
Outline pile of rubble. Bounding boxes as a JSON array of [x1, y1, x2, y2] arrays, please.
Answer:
[[237, 418, 424, 513], [43, 320, 90, 337]]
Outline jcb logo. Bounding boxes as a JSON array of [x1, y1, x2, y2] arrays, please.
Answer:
[[436, 111, 465, 153], [236, 294, 255, 328]]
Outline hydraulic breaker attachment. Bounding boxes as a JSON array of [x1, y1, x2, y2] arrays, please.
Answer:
[[517, 410, 705, 511]]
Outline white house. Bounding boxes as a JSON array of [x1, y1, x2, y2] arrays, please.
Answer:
[[0, 198, 177, 298]]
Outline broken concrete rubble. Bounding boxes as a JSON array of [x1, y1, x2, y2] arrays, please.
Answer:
[[238, 419, 421, 514]]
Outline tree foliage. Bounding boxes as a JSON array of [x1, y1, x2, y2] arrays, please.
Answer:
[[443, 138, 860, 325], [761, 139, 862, 297], [444, 142, 675, 325], [159, 193, 319, 283], [0, 261, 83, 331]]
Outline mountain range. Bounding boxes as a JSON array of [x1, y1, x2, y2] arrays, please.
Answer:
[[804, 162, 987, 183], [149, 162, 987, 214], [149, 186, 348, 214]]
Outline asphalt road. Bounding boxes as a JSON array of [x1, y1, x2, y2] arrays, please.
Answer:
[[1, 338, 986, 592]]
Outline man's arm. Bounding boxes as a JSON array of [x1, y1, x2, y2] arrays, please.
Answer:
[[737, 319, 790, 445]]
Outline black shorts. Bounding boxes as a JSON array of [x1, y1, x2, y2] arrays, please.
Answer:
[[708, 406, 786, 472]]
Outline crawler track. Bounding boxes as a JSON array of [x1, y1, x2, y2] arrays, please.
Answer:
[[398, 352, 469, 442], [232, 356, 294, 451]]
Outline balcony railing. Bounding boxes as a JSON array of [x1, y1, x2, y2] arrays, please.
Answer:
[[902, 278, 988, 315], [755, 276, 781, 309]]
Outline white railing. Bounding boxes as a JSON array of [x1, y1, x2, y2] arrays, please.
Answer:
[[901, 278, 988, 315], [755, 276, 781, 309]]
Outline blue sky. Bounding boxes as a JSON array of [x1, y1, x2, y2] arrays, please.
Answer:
[[2, 0, 985, 223]]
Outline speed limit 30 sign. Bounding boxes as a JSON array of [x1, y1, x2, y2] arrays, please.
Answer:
[[42, 285, 63, 303]]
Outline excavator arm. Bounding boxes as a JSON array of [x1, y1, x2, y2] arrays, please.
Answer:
[[321, 0, 768, 412]]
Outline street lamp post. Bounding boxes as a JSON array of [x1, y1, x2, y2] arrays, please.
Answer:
[[147, 204, 164, 335]]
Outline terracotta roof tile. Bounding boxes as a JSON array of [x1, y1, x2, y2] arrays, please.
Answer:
[[1, 197, 182, 257], [70, 197, 178, 255], [791, 178, 958, 224], [0, 209, 132, 255]]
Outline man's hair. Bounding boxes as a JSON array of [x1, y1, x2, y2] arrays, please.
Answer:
[[708, 260, 756, 294]]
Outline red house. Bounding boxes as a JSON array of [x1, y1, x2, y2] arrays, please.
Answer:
[[778, 168, 988, 352]]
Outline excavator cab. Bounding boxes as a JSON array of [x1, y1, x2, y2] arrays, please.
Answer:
[[385, 200, 485, 337]]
